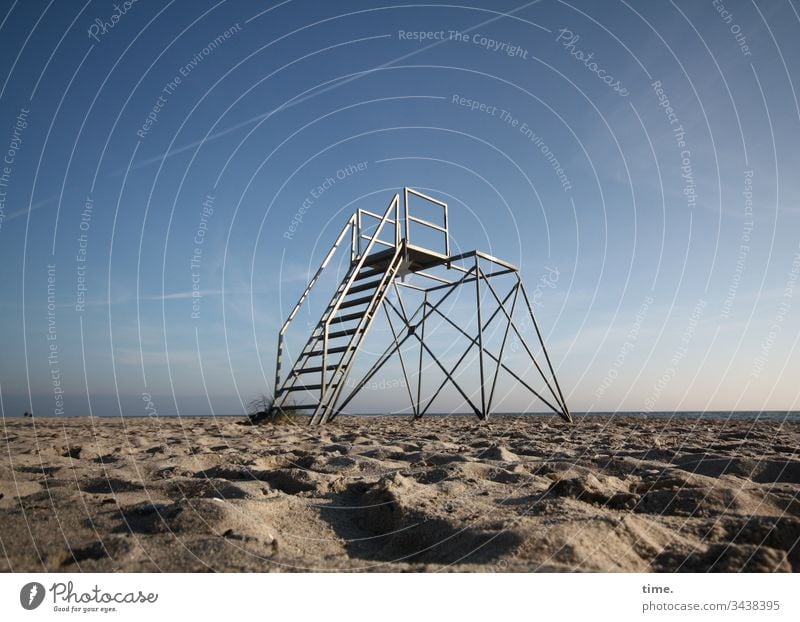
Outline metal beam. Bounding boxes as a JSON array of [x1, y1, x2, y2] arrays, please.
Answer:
[[422, 296, 566, 418], [416, 291, 427, 419], [474, 255, 487, 419], [382, 302, 417, 417], [477, 267, 565, 415], [417, 283, 516, 418], [487, 281, 520, 414], [520, 281, 571, 421], [329, 265, 475, 419]]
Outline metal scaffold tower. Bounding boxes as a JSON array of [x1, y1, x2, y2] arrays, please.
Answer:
[[258, 188, 571, 425]]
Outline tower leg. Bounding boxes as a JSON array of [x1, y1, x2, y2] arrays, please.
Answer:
[[415, 292, 427, 419], [474, 256, 487, 419], [382, 301, 418, 418], [520, 281, 571, 421], [487, 281, 520, 415]]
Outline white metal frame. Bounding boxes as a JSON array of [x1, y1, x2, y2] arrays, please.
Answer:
[[256, 188, 571, 425]]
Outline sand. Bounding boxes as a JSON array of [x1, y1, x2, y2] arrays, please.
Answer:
[[1, 414, 798, 572]]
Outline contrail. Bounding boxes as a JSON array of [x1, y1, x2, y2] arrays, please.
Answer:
[[119, 0, 545, 174]]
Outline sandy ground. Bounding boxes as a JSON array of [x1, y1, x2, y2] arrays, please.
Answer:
[[1, 414, 798, 572]]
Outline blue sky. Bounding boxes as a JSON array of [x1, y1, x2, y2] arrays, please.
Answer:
[[0, 0, 799, 417]]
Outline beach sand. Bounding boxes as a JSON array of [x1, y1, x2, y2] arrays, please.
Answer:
[[1, 414, 798, 572]]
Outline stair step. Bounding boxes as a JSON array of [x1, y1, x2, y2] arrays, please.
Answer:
[[354, 266, 386, 281], [278, 384, 323, 394], [348, 279, 383, 295], [327, 327, 358, 340], [293, 365, 339, 374], [331, 310, 366, 324], [339, 295, 374, 310], [305, 346, 348, 357], [323, 283, 357, 312], [362, 248, 396, 266]]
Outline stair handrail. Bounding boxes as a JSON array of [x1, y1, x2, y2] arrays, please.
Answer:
[[274, 214, 357, 391], [320, 194, 400, 400], [356, 208, 399, 257], [316, 244, 403, 424]]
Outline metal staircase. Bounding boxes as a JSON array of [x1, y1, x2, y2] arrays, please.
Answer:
[[274, 248, 405, 424], [270, 195, 404, 424], [258, 188, 572, 426]]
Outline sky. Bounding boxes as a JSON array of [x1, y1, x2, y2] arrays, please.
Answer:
[[0, 0, 799, 417]]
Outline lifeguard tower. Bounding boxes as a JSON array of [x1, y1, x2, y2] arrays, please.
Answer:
[[259, 188, 571, 425]]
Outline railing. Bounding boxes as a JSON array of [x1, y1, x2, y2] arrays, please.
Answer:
[[403, 187, 450, 258], [354, 187, 452, 260], [274, 194, 401, 394], [274, 214, 357, 393], [320, 194, 400, 401], [356, 203, 400, 257], [274, 188, 452, 396]]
